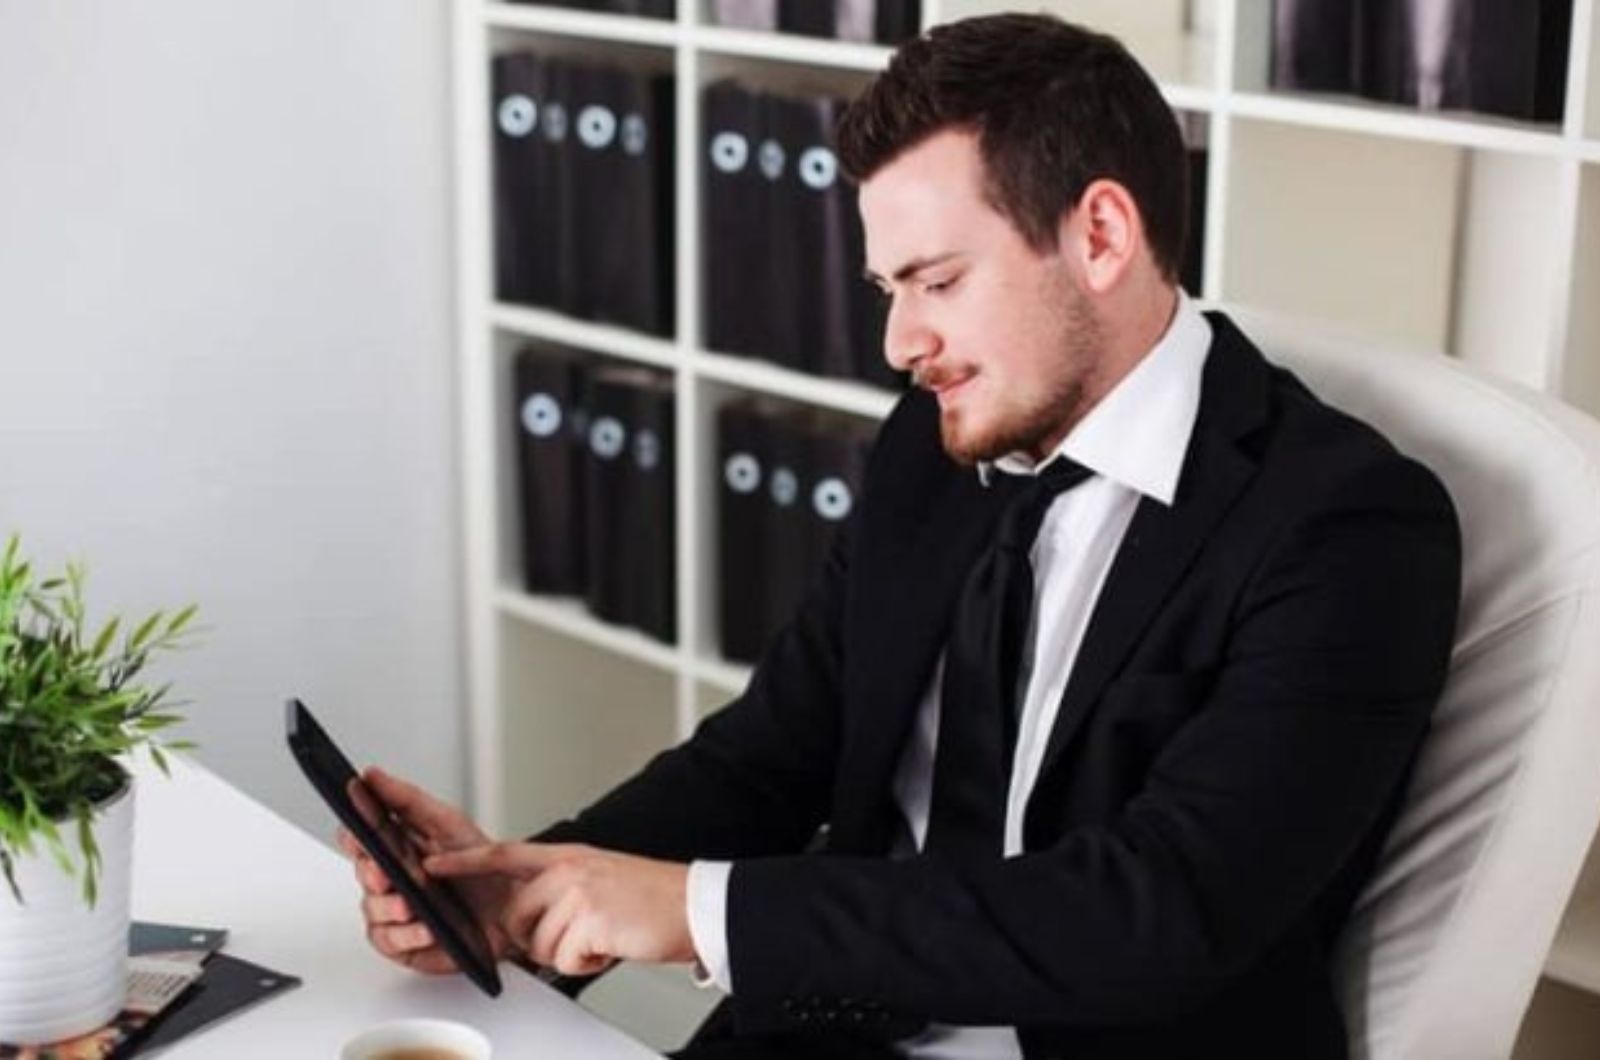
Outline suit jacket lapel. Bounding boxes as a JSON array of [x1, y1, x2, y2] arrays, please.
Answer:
[[1034, 313, 1272, 784]]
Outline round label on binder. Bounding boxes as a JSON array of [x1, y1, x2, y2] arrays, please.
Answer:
[[521, 393, 562, 438], [799, 147, 837, 190], [812, 477, 853, 521], [710, 131, 748, 173], [578, 105, 617, 150], [621, 114, 648, 156], [543, 102, 569, 143], [634, 428, 662, 470], [498, 95, 537, 138], [770, 467, 799, 507], [590, 417, 626, 460], [724, 453, 761, 494], [758, 139, 786, 182]]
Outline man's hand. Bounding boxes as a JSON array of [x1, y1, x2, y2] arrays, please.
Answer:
[[338, 766, 516, 974], [424, 842, 693, 977]]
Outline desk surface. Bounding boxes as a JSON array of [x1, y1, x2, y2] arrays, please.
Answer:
[[131, 755, 660, 1058]]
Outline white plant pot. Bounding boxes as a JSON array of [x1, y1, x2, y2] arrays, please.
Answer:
[[0, 772, 133, 1046]]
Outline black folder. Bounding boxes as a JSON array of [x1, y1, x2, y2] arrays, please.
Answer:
[[874, 0, 920, 44], [585, 368, 640, 628], [493, 53, 573, 311], [1358, 0, 1545, 119], [1270, 0, 1357, 95], [584, 367, 676, 641], [703, 81, 775, 362], [624, 373, 677, 642], [801, 412, 875, 582], [760, 408, 815, 640], [569, 64, 675, 335], [773, 92, 860, 381], [777, 0, 918, 43], [710, 0, 779, 30], [716, 400, 773, 663], [513, 344, 590, 595]]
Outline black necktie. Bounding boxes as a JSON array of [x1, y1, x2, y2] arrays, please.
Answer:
[[924, 458, 1093, 861]]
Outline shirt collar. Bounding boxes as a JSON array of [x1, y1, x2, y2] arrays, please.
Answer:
[[979, 290, 1211, 507]]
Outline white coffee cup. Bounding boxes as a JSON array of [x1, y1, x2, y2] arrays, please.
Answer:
[[340, 1017, 492, 1060]]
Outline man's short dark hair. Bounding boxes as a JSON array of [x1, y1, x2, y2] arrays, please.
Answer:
[[836, 13, 1190, 282]]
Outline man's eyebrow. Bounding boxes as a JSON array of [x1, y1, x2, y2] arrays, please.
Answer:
[[862, 252, 963, 286]]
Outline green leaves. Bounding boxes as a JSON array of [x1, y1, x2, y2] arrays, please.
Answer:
[[0, 533, 199, 908]]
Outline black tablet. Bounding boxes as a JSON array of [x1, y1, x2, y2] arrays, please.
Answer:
[[285, 698, 503, 997]]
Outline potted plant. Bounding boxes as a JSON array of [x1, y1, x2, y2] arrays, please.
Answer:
[[0, 534, 197, 1046]]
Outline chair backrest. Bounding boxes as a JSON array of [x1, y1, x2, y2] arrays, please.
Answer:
[[1226, 305, 1600, 1059]]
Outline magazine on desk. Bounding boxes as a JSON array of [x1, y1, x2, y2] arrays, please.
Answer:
[[0, 923, 299, 1059]]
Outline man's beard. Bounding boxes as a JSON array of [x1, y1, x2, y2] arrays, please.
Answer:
[[939, 293, 1100, 467]]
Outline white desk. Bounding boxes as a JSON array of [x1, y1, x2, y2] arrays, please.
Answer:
[[130, 755, 661, 1058]]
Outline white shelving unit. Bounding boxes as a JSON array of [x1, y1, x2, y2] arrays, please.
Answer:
[[451, 0, 1600, 1040]]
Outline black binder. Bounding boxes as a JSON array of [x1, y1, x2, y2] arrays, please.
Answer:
[[760, 408, 815, 640], [801, 412, 874, 584], [1270, 0, 1357, 95], [703, 81, 775, 362], [513, 344, 590, 595], [1359, 0, 1546, 119], [584, 368, 641, 628], [874, 0, 920, 44], [716, 400, 772, 663], [625, 373, 677, 642], [777, 0, 918, 43], [771, 92, 858, 381], [710, 0, 778, 29], [584, 367, 676, 641], [569, 64, 675, 336], [493, 53, 573, 311]]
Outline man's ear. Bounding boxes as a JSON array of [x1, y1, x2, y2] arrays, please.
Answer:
[[1061, 178, 1142, 295]]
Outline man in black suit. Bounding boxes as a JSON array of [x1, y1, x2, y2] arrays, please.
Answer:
[[345, 14, 1461, 1058]]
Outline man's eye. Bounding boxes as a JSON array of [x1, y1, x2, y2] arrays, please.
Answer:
[[924, 278, 955, 295]]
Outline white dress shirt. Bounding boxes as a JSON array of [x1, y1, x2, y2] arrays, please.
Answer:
[[686, 292, 1213, 1059]]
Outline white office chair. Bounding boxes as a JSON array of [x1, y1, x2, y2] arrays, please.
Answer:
[[1227, 306, 1600, 1059]]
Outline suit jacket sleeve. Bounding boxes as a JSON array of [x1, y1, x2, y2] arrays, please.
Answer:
[[722, 451, 1461, 1031]]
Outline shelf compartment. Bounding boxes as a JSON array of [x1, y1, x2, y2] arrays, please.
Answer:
[[1220, 116, 1571, 381], [496, 615, 679, 837], [498, 588, 682, 674], [1220, 117, 1464, 353], [1559, 163, 1600, 418]]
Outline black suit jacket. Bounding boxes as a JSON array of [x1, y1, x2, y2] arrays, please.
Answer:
[[544, 312, 1462, 1059]]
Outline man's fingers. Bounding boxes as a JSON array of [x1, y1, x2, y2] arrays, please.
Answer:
[[524, 885, 578, 967], [368, 921, 435, 958], [426, 841, 554, 880], [362, 892, 412, 927], [363, 767, 466, 838]]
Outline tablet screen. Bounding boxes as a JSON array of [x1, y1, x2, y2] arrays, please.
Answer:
[[286, 699, 502, 996]]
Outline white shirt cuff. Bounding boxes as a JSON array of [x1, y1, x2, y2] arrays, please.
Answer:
[[686, 859, 734, 993]]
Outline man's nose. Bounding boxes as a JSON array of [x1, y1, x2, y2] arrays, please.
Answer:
[[882, 297, 940, 374]]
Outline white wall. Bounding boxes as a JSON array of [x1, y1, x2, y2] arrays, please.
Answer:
[[0, 1, 463, 841]]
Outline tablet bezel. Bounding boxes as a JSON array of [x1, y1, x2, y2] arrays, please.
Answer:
[[284, 697, 504, 997]]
